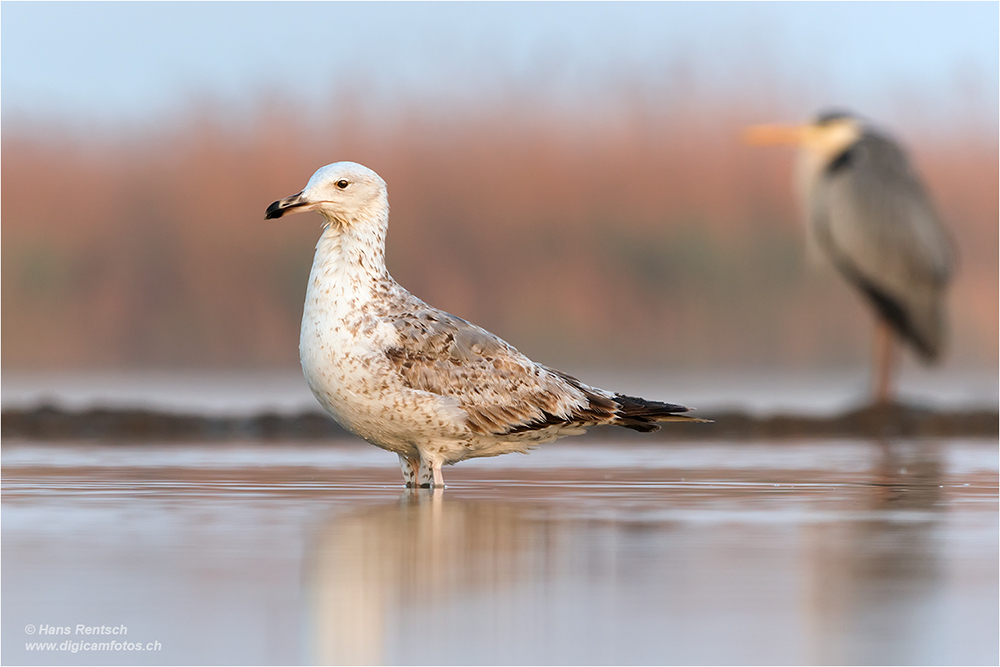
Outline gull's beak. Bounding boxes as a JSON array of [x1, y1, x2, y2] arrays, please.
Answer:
[[265, 192, 311, 219], [743, 124, 807, 147]]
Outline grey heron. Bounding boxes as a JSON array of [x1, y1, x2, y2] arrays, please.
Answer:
[[746, 111, 954, 404]]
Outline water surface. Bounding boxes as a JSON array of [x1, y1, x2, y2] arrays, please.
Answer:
[[2, 438, 997, 665]]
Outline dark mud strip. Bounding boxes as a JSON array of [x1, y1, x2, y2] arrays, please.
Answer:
[[665, 403, 998, 440], [1, 407, 348, 442], [2, 403, 997, 442]]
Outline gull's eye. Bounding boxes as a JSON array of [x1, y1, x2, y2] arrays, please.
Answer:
[[336, 180, 350, 189]]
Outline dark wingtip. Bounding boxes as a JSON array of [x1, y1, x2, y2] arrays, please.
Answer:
[[612, 394, 709, 429]]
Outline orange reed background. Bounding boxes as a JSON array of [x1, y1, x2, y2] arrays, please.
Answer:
[[2, 95, 996, 372]]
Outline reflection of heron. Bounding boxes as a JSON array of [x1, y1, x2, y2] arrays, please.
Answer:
[[747, 112, 954, 403], [803, 440, 944, 664]]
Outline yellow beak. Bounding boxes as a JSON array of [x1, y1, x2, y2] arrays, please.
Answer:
[[743, 124, 808, 147]]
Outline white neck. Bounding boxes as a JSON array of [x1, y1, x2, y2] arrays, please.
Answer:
[[299, 205, 396, 390], [307, 207, 391, 304]]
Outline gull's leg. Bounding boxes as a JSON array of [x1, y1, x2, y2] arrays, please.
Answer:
[[398, 454, 418, 488], [872, 317, 897, 405], [432, 463, 445, 489], [416, 459, 435, 488]]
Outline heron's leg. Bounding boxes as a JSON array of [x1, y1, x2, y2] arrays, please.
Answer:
[[873, 317, 897, 405], [398, 454, 419, 488]]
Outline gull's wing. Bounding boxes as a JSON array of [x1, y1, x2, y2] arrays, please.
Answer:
[[382, 305, 692, 435]]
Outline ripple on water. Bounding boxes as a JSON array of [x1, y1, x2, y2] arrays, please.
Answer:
[[2, 438, 996, 665]]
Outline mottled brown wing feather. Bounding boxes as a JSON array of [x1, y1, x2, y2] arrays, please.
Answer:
[[383, 307, 626, 435]]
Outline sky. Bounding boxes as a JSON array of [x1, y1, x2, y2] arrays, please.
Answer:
[[2, 2, 998, 129]]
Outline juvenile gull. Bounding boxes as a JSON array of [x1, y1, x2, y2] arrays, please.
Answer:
[[266, 162, 704, 487]]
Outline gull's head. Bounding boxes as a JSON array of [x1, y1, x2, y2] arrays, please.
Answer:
[[265, 162, 387, 224]]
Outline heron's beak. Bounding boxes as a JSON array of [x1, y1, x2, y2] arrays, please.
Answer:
[[743, 124, 807, 147], [265, 192, 312, 219]]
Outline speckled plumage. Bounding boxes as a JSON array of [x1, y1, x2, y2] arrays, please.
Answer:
[[266, 162, 700, 487]]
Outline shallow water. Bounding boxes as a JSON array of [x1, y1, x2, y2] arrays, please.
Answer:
[[2, 438, 997, 665]]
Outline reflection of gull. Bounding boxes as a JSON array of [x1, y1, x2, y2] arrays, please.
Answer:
[[266, 162, 704, 487], [305, 494, 543, 665]]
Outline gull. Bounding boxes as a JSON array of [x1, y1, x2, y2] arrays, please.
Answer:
[[266, 162, 704, 487]]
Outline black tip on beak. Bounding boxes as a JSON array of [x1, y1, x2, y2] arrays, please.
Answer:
[[265, 200, 287, 219], [265, 192, 307, 220]]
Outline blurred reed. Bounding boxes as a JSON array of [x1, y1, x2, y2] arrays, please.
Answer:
[[2, 92, 996, 371]]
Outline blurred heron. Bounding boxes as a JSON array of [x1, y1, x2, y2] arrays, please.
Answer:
[[746, 111, 954, 404]]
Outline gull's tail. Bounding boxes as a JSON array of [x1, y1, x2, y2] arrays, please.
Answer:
[[612, 394, 711, 432]]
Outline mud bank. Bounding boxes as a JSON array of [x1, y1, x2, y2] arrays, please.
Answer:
[[2, 403, 996, 442]]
